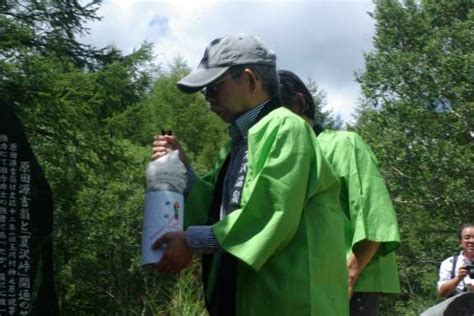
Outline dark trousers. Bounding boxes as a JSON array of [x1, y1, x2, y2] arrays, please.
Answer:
[[350, 292, 381, 316]]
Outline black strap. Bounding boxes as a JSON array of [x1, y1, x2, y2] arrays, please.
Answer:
[[451, 255, 458, 280], [447, 254, 469, 298]]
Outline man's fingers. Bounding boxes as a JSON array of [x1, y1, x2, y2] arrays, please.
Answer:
[[151, 147, 172, 159], [155, 260, 173, 274], [152, 234, 168, 250], [156, 261, 172, 274], [151, 136, 179, 160], [166, 138, 180, 151], [154, 247, 170, 271], [153, 135, 181, 150], [154, 259, 165, 272], [154, 253, 180, 274], [151, 143, 173, 160], [152, 142, 173, 152]]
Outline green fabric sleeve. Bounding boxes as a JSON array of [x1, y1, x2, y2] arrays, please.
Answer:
[[212, 113, 314, 271], [348, 133, 400, 256]]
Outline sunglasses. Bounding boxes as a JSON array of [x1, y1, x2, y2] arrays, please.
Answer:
[[201, 71, 240, 96]]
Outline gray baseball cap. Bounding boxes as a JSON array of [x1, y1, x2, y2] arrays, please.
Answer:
[[177, 34, 276, 93]]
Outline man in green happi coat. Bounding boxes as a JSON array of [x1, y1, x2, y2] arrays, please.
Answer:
[[151, 35, 348, 315], [279, 70, 401, 316]]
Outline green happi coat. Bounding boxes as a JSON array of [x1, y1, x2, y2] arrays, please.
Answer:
[[317, 130, 401, 293], [185, 107, 348, 316]]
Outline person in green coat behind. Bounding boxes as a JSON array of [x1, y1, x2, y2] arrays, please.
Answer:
[[150, 34, 348, 315], [279, 70, 401, 316]]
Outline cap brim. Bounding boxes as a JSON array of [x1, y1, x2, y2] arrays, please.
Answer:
[[176, 67, 229, 94]]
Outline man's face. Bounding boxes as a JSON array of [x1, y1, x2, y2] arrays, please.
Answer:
[[203, 71, 249, 123], [460, 226, 474, 259]]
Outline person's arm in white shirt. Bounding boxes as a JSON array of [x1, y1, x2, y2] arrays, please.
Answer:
[[437, 258, 468, 297]]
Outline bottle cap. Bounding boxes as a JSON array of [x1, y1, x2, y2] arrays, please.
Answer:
[[161, 128, 172, 136]]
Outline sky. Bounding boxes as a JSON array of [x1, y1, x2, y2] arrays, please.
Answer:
[[81, 0, 377, 123]]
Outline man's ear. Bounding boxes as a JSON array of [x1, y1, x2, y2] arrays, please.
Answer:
[[243, 68, 260, 93]]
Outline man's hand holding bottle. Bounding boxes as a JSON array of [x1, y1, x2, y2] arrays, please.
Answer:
[[152, 130, 189, 168]]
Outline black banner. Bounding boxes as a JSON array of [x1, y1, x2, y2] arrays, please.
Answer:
[[0, 101, 59, 315]]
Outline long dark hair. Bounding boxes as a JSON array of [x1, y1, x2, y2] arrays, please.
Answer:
[[278, 70, 324, 134]]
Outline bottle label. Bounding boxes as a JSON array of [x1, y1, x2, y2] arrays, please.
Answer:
[[141, 191, 184, 267]]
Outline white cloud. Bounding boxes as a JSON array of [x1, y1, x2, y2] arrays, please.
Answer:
[[81, 0, 376, 123]]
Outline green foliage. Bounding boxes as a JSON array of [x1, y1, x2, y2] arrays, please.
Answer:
[[305, 78, 343, 130], [0, 0, 103, 67], [5, 0, 472, 314], [358, 0, 473, 109], [107, 58, 228, 174], [355, 0, 473, 313], [142, 262, 207, 316], [1, 1, 226, 314]]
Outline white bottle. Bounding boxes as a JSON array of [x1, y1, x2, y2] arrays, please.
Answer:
[[141, 148, 187, 269]]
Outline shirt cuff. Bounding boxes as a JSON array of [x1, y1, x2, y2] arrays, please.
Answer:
[[185, 226, 220, 255]]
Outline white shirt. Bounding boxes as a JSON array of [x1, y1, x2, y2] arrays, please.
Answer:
[[437, 251, 474, 293]]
